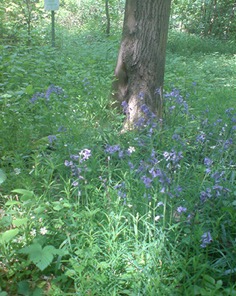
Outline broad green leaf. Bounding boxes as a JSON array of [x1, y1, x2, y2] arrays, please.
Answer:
[[0, 215, 12, 227], [32, 287, 43, 296], [17, 280, 30, 296], [20, 243, 58, 271], [0, 169, 6, 185], [1, 228, 19, 244], [35, 245, 55, 271], [11, 189, 34, 201], [12, 218, 28, 227]]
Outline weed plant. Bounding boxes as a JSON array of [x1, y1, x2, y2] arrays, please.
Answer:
[[0, 29, 236, 295]]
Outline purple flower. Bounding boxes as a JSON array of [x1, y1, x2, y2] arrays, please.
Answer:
[[30, 85, 64, 103], [211, 171, 225, 183], [72, 180, 79, 187], [58, 126, 67, 132], [204, 157, 213, 167], [177, 206, 187, 213], [45, 84, 64, 100], [64, 160, 73, 167], [134, 117, 146, 129], [200, 231, 213, 248], [196, 132, 206, 143], [223, 138, 233, 150], [30, 92, 45, 103], [70, 154, 80, 161], [163, 149, 183, 168], [48, 135, 57, 145], [200, 188, 212, 202], [121, 101, 129, 114], [149, 167, 162, 178], [141, 176, 152, 188], [114, 182, 127, 201], [79, 149, 91, 162], [105, 145, 121, 154], [128, 161, 135, 170]]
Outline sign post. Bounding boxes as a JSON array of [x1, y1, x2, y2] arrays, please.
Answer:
[[44, 0, 59, 47]]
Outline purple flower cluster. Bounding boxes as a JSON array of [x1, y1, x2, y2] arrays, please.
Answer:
[[121, 93, 159, 134], [163, 150, 183, 170], [134, 101, 158, 135], [105, 144, 136, 159], [30, 84, 64, 104], [165, 88, 189, 114], [200, 169, 229, 202], [65, 149, 92, 187], [48, 135, 57, 145]]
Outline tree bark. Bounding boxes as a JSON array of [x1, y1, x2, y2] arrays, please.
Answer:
[[112, 0, 172, 130]]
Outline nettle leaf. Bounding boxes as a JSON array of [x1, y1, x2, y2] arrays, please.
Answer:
[[20, 243, 66, 271], [0, 228, 19, 244]]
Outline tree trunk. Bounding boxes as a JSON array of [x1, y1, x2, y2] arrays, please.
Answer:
[[112, 0, 171, 130], [105, 0, 111, 36]]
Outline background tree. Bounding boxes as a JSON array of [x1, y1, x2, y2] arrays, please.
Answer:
[[171, 0, 236, 39], [112, 0, 172, 130]]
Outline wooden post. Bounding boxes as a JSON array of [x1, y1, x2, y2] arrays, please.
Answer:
[[51, 10, 55, 47]]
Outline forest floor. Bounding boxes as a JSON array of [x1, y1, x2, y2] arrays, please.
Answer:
[[0, 29, 236, 295]]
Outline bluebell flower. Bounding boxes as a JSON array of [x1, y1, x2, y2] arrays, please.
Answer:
[[141, 176, 152, 188], [200, 231, 213, 248], [177, 206, 187, 213], [105, 144, 121, 154], [79, 149, 92, 162], [48, 135, 57, 145], [204, 157, 213, 167], [45, 84, 64, 100], [30, 92, 45, 103], [121, 101, 128, 114], [200, 188, 212, 202]]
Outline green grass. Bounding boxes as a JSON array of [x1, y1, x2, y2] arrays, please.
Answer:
[[0, 28, 236, 295]]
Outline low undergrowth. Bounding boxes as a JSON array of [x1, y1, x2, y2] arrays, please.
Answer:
[[0, 30, 236, 295]]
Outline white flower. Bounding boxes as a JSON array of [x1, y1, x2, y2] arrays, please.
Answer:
[[14, 168, 21, 175], [127, 146, 135, 154], [30, 229, 36, 236], [154, 215, 163, 221], [40, 227, 48, 235]]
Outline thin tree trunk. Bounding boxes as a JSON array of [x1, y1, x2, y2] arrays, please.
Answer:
[[112, 0, 171, 130], [105, 0, 111, 36]]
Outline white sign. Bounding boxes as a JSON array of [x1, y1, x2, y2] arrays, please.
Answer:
[[44, 0, 59, 11]]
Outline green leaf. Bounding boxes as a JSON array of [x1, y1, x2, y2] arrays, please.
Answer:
[[12, 218, 28, 227], [25, 84, 34, 95], [32, 287, 43, 296], [5, 200, 21, 206], [0, 169, 6, 185], [11, 189, 34, 201], [17, 280, 30, 296], [0, 228, 19, 244], [0, 215, 12, 228], [20, 243, 59, 271]]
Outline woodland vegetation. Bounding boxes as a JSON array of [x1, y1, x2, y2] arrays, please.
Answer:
[[0, 0, 236, 295]]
